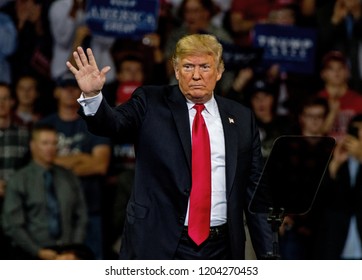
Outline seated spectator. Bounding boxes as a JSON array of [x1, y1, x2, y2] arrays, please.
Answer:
[[2, 123, 90, 260], [0, 82, 31, 259], [12, 74, 42, 128], [247, 77, 292, 160], [38, 73, 111, 259], [103, 54, 145, 107], [279, 96, 330, 260], [2, 0, 54, 104], [316, 0, 362, 92], [315, 114, 362, 259], [296, 96, 330, 136], [317, 50, 362, 142]]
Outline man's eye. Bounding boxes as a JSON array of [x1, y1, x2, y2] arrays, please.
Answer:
[[183, 65, 194, 71], [201, 65, 210, 71]]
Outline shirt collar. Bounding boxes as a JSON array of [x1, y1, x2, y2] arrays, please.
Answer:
[[186, 95, 217, 117]]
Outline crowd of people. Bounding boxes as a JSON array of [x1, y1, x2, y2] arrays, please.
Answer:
[[1, 0, 362, 260]]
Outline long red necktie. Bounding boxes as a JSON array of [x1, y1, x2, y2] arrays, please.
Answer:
[[188, 103, 211, 246]]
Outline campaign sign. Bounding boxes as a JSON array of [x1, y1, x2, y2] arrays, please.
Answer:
[[86, 0, 159, 38], [252, 24, 317, 74], [221, 41, 264, 72]]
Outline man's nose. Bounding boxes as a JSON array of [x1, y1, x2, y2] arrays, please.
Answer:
[[192, 68, 201, 80]]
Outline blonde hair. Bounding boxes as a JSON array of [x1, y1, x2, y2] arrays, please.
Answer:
[[172, 34, 225, 73]]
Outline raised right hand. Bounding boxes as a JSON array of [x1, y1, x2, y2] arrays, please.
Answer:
[[66, 47, 111, 98]]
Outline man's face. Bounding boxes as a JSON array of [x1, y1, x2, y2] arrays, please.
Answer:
[[183, 0, 210, 33], [16, 77, 38, 106], [174, 53, 222, 103], [55, 85, 82, 108], [321, 61, 349, 87], [250, 92, 274, 119], [117, 61, 144, 83], [31, 130, 58, 166], [300, 105, 326, 136]]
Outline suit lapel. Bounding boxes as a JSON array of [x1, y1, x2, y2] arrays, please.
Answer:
[[165, 86, 192, 171], [165, 89, 239, 195], [215, 97, 238, 198]]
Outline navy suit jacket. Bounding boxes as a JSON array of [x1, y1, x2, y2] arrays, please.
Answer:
[[79, 84, 272, 259]]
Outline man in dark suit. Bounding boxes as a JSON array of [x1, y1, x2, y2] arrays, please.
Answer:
[[66, 34, 272, 259]]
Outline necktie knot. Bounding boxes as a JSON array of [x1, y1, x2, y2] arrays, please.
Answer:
[[193, 103, 205, 114]]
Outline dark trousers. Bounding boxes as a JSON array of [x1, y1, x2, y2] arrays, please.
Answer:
[[174, 225, 231, 259]]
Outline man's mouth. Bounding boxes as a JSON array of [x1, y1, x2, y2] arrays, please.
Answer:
[[190, 85, 204, 89]]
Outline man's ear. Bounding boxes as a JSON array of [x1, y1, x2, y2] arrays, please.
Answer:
[[174, 66, 180, 80], [54, 87, 61, 99], [30, 140, 35, 155], [216, 71, 222, 81]]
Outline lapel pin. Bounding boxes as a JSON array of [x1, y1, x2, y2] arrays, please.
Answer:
[[228, 117, 234, 124]]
